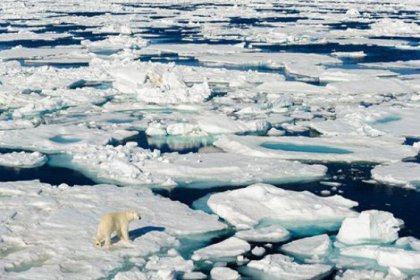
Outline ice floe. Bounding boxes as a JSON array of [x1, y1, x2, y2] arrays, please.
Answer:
[[1, 0, 420, 278], [215, 135, 417, 163], [339, 245, 420, 271], [371, 162, 420, 189], [336, 268, 407, 280], [243, 254, 332, 279], [210, 267, 240, 280], [281, 234, 331, 260], [49, 142, 327, 189], [207, 183, 357, 231], [0, 124, 136, 153], [337, 210, 403, 245], [235, 225, 290, 243], [0, 151, 47, 168], [191, 237, 250, 262], [0, 181, 226, 279]]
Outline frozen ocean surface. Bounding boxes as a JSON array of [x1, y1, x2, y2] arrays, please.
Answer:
[[0, 0, 420, 279]]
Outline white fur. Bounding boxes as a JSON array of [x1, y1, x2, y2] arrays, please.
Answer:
[[95, 210, 141, 248]]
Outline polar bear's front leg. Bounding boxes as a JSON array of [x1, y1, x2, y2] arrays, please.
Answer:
[[120, 224, 131, 244], [104, 235, 112, 248]]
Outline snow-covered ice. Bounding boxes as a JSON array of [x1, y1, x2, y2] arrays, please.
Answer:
[[244, 254, 332, 279], [339, 245, 420, 271], [207, 183, 357, 231], [49, 143, 327, 189], [0, 151, 47, 168], [1, 0, 420, 277], [215, 135, 417, 163], [337, 210, 403, 245], [191, 237, 250, 262], [281, 234, 331, 259], [235, 225, 290, 243], [210, 267, 240, 280], [371, 162, 420, 189], [0, 181, 226, 279]]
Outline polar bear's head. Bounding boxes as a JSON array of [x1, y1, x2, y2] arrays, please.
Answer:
[[128, 210, 141, 221]]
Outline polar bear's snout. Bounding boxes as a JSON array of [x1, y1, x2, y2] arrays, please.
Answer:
[[132, 211, 141, 220]]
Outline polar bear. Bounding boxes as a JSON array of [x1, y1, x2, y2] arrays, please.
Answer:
[[94, 210, 141, 248]]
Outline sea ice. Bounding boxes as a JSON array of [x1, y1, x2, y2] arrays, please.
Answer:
[[210, 267, 240, 280], [244, 254, 332, 279], [336, 268, 406, 280], [50, 143, 327, 189], [0, 181, 226, 279], [340, 245, 420, 271], [191, 237, 250, 262], [235, 225, 290, 243], [215, 135, 417, 163], [371, 162, 420, 189], [207, 183, 357, 231], [281, 234, 331, 259], [0, 151, 47, 168], [0, 124, 136, 153], [337, 210, 403, 245], [251, 246, 266, 257]]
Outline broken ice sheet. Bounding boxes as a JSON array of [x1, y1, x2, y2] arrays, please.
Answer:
[[0, 181, 226, 279], [215, 135, 417, 163], [49, 143, 327, 189], [207, 183, 357, 233], [0, 151, 47, 168]]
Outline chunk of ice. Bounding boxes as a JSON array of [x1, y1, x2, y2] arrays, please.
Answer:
[[244, 254, 332, 279], [192, 237, 250, 262], [281, 234, 331, 259], [207, 183, 357, 231], [337, 210, 402, 245]]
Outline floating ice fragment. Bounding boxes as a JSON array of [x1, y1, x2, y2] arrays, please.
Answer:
[[52, 143, 327, 189], [371, 162, 420, 189], [331, 51, 366, 58], [337, 210, 402, 245], [192, 237, 250, 262], [281, 234, 331, 259], [340, 245, 420, 271], [251, 246, 266, 257], [0, 181, 226, 279], [210, 267, 240, 280], [0, 151, 47, 168], [215, 135, 417, 163], [235, 225, 290, 243], [0, 124, 136, 153], [244, 254, 332, 279], [208, 183, 357, 231], [183, 271, 207, 280], [336, 268, 406, 280]]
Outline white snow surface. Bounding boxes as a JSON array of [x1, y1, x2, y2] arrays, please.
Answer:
[[245, 254, 332, 279], [235, 225, 290, 243], [340, 245, 420, 271], [337, 210, 403, 245], [0, 181, 226, 279], [215, 135, 417, 163], [207, 183, 358, 230], [0, 151, 47, 168], [210, 267, 240, 280], [281, 234, 331, 259], [49, 143, 327, 189], [371, 162, 420, 189], [1, 0, 420, 278], [191, 237, 250, 262]]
